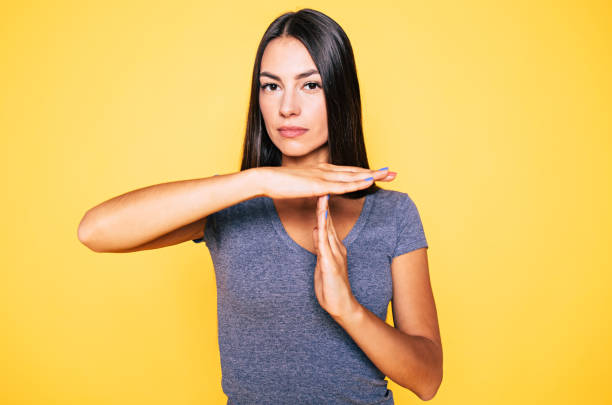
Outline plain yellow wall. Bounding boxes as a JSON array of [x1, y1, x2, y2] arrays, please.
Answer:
[[1, 1, 610, 404]]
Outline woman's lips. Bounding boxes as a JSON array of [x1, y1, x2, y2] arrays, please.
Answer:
[[279, 128, 308, 138]]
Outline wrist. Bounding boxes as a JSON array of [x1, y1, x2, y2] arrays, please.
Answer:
[[333, 297, 365, 327], [248, 167, 270, 198]]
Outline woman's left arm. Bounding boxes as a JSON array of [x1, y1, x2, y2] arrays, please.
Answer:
[[312, 195, 442, 401], [335, 248, 443, 401]]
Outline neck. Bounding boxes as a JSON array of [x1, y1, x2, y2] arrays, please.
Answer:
[[280, 142, 329, 169], [276, 142, 332, 209]]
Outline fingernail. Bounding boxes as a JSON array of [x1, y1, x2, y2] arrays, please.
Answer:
[[325, 209, 328, 219], [326, 194, 330, 200], [364, 176, 373, 181], [376, 167, 388, 171]]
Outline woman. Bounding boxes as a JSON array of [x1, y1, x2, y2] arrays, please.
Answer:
[[78, 8, 442, 404]]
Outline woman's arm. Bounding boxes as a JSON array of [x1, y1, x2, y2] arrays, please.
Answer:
[[332, 248, 443, 401], [312, 193, 441, 400], [77, 168, 264, 252]]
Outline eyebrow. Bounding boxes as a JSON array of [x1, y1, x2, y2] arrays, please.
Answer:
[[259, 69, 320, 81]]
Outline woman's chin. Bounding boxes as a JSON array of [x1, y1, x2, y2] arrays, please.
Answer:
[[278, 148, 313, 157], [271, 137, 329, 159]]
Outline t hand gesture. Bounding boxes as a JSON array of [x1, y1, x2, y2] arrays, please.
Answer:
[[260, 162, 396, 199]]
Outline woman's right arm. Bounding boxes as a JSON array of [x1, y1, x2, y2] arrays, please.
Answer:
[[77, 168, 264, 253]]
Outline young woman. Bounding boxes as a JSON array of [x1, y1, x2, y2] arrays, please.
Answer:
[[78, 8, 442, 404]]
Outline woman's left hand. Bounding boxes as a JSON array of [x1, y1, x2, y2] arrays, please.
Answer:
[[312, 194, 361, 320]]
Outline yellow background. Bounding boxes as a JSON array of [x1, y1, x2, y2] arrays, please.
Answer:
[[1, 0, 610, 404]]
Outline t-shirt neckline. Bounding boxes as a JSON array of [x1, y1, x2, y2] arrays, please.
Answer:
[[264, 191, 376, 257]]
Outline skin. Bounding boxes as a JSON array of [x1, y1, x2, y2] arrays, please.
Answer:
[[258, 36, 443, 400], [259, 37, 330, 172]]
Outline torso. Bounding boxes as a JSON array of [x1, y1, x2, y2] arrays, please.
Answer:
[[271, 195, 367, 255]]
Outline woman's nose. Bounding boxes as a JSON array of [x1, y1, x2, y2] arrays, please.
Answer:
[[279, 88, 300, 117]]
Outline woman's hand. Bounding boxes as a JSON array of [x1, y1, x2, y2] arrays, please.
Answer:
[[312, 194, 362, 320], [259, 162, 396, 199]]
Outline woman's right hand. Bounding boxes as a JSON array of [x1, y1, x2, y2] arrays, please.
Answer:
[[258, 162, 397, 199]]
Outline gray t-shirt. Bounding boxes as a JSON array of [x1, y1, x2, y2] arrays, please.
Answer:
[[193, 187, 428, 404]]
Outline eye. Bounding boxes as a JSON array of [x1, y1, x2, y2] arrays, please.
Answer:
[[259, 82, 322, 92], [304, 82, 321, 90], [260, 83, 278, 92]]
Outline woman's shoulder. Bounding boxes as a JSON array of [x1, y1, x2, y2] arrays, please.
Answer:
[[371, 187, 425, 227], [372, 186, 416, 207]]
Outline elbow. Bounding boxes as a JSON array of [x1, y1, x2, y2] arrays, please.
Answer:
[[419, 380, 441, 401], [77, 212, 103, 252], [419, 364, 443, 401], [401, 363, 443, 401], [77, 214, 91, 246], [418, 345, 443, 401]]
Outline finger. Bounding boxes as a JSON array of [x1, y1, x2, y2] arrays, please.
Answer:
[[312, 226, 319, 254], [318, 162, 373, 172], [325, 176, 378, 195], [379, 171, 397, 181], [325, 206, 343, 258], [320, 167, 390, 183], [317, 195, 333, 264], [320, 162, 390, 175]]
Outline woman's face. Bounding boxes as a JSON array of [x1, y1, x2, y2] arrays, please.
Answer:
[[258, 36, 328, 164]]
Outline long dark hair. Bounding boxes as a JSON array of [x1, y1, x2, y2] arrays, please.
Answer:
[[239, 8, 380, 198]]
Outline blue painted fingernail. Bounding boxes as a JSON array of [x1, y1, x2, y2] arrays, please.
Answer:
[[325, 209, 328, 219], [364, 176, 373, 181], [377, 167, 388, 171], [326, 194, 330, 200]]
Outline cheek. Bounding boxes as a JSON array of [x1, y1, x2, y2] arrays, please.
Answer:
[[259, 98, 274, 127], [303, 98, 326, 129], [259, 98, 269, 117], [316, 99, 328, 131]]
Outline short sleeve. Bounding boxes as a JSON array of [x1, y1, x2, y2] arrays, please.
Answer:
[[392, 193, 428, 258], [192, 213, 217, 250]]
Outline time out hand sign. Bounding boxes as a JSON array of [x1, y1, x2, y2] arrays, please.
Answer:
[[312, 194, 361, 321]]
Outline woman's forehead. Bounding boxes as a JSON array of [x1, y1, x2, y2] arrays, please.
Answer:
[[260, 37, 318, 78]]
